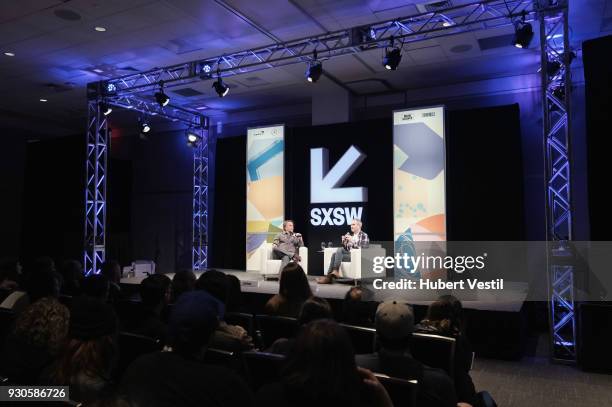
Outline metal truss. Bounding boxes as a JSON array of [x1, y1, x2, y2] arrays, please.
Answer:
[[103, 0, 535, 97], [83, 96, 209, 275], [84, 101, 108, 275], [192, 127, 209, 271], [538, 1, 575, 362]]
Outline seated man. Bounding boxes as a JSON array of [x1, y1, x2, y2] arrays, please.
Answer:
[[120, 291, 254, 407], [272, 220, 304, 271], [317, 218, 369, 284], [356, 300, 457, 407]]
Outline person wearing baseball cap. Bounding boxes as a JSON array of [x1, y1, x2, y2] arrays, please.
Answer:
[[356, 300, 457, 407], [120, 290, 253, 407]]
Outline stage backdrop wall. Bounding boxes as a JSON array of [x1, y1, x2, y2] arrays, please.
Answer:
[[211, 103, 525, 272], [286, 118, 394, 275]]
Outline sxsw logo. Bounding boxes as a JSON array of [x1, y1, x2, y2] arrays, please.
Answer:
[[309, 146, 367, 226]]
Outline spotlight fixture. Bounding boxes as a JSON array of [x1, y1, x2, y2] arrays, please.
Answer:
[[154, 82, 170, 107], [305, 50, 323, 83], [39, 98, 48, 102], [4, 52, 15, 57], [212, 67, 229, 97], [383, 37, 402, 70], [99, 102, 112, 116], [139, 117, 151, 134], [199, 62, 213, 79], [94, 26, 107, 32], [186, 130, 202, 147], [512, 13, 533, 49]]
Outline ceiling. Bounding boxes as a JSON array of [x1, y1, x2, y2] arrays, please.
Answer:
[[0, 0, 610, 136]]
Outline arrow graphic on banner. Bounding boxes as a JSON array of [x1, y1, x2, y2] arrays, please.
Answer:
[[396, 122, 444, 180], [310, 146, 368, 204]]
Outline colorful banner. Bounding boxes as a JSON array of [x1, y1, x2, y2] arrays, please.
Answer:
[[393, 106, 446, 261], [246, 125, 284, 271]]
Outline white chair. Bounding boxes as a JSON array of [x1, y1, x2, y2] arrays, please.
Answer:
[[323, 245, 385, 280], [259, 243, 308, 278]]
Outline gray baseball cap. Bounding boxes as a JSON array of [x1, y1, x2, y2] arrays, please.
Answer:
[[375, 300, 415, 340]]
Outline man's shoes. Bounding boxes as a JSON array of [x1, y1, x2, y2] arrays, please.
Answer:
[[316, 271, 339, 284]]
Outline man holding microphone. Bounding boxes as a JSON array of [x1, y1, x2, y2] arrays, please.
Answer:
[[317, 218, 369, 284]]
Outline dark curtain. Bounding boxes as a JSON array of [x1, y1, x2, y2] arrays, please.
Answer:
[[583, 35, 612, 240], [446, 103, 525, 240], [21, 135, 85, 263], [210, 135, 246, 269]]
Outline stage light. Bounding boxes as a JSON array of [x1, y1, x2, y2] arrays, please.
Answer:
[[199, 63, 213, 79], [305, 50, 322, 83], [4, 52, 15, 57], [99, 102, 112, 116], [512, 21, 533, 49], [154, 90, 169, 107], [154, 81, 170, 107], [39, 98, 48, 102], [186, 130, 202, 147], [95, 26, 107, 32], [212, 77, 229, 97], [139, 118, 150, 134], [305, 62, 322, 83], [383, 48, 402, 70]]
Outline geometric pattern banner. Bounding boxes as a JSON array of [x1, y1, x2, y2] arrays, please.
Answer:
[[393, 106, 446, 265], [246, 124, 284, 271]]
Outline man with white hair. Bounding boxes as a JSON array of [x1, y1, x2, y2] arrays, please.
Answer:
[[317, 219, 369, 284]]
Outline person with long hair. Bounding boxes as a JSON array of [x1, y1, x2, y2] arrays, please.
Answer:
[[416, 295, 481, 407], [264, 263, 312, 317], [256, 319, 393, 407], [0, 297, 69, 384], [44, 296, 119, 403]]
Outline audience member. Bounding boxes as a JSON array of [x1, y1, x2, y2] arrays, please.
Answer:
[[1, 257, 60, 313], [124, 274, 171, 343], [0, 258, 21, 293], [416, 295, 480, 407], [256, 319, 393, 407], [225, 273, 242, 312], [59, 259, 84, 297], [267, 296, 332, 355], [170, 269, 196, 303], [341, 286, 376, 327], [43, 296, 119, 403], [264, 263, 312, 317], [120, 290, 254, 407], [81, 274, 111, 302], [101, 260, 123, 302], [196, 270, 253, 351], [356, 300, 457, 407], [0, 297, 69, 384]]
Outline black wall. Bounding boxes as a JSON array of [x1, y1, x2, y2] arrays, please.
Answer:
[[583, 35, 612, 240], [21, 136, 85, 262]]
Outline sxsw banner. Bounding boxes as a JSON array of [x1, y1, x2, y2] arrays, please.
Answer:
[[246, 125, 284, 271], [393, 106, 446, 274], [287, 120, 393, 275]]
